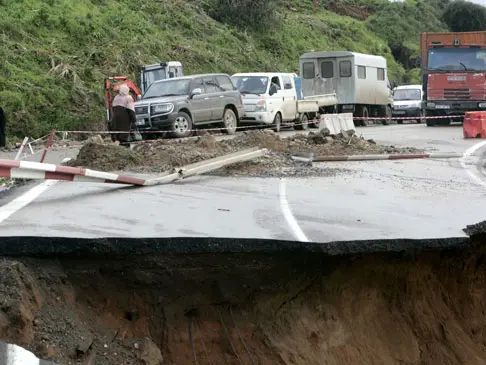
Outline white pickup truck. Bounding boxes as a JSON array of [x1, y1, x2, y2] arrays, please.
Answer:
[[231, 72, 337, 132]]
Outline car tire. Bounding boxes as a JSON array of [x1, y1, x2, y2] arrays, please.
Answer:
[[295, 113, 309, 130], [273, 112, 282, 133], [171, 111, 193, 138], [222, 108, 237, 135]]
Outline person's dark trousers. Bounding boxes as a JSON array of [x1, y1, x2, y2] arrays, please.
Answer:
[[0, 107, 6, 148]]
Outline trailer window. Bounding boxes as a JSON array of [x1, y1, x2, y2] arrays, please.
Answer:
[[358, 66, 366, 79], [320, 61, 334, 78], [302, 62, 315, 79], [339, 61, 352, 77], [377, 68, 385, 81]]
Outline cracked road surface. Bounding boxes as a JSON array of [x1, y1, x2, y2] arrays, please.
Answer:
[[0, 124, 485, 242]]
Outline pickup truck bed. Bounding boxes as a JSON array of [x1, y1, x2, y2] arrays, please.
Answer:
[[303, 93, 338, 108]]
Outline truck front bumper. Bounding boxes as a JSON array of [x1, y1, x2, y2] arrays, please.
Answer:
[[240, 111, 274, 125], [392, 107, 422, 118], [134, 112, 178, 132], [425, 101, 486, 115]]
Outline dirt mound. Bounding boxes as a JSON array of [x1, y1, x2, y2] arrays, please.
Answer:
[[1, 234, 486, 365], [68, 130, 422, 177]]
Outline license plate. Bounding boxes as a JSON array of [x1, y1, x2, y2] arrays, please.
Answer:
[[394, 111, 406, 115]]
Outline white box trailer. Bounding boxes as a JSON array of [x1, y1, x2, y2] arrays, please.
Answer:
[[300, 51, 394, 126]]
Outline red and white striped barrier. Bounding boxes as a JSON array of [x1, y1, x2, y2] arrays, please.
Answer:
[[0, 159, 146, 185], [312, 152, 463, 162], [0, 148, 267, 186]]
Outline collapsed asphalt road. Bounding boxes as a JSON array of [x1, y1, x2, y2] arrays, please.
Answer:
[[1, 226, 486, 365]]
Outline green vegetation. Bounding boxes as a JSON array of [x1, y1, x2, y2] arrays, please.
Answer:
[[0, 0, 482, 138]]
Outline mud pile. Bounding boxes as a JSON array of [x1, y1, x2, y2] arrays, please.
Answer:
[[68, 130, 421, 177], [0, 231, 485, 365]]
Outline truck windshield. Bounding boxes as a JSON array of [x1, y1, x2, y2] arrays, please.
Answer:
[[393, 89, 421, 101], [231, 76, 269, 95], [428, 48, 486, 71], [143, 79, 191, 99]]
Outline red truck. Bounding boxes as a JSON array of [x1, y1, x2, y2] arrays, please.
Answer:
[[420, 31, 486, 126]]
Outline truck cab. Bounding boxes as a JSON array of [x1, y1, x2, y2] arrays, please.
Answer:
[[421, 31, 486, 126], [139, 61, 183, 95]]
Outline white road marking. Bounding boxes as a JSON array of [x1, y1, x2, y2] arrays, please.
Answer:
[[460, 141, 486, 188], [0, 158, 71, 224], [279, 178, 309, 242]]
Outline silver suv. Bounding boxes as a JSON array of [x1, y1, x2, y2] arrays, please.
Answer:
[[134, 74, 244, 138]]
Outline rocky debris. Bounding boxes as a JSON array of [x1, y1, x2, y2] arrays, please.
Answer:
[[138, 338, 163, 365], [68, 130, 423, 177]]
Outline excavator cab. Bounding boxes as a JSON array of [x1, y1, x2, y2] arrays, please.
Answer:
[[139, 61, 183, 95]]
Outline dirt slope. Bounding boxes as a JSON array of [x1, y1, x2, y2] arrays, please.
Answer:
[[1, 232, 486, 365]]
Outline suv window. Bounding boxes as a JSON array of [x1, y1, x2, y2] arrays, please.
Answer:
[[191, 78, 205, 94], [203, 77, 219, 93], [215, 75, 234, 91], [282, 75, 293, 90]]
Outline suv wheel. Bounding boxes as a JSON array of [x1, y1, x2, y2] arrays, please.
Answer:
[[222, 108, 237, 135], [171, 112, 193, 138]]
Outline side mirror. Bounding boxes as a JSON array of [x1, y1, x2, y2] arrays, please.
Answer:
[[269, 84, 278, 96], [137, 95, 142, 101], [393, 80, 398, 89], [190, 88, 202, 98]]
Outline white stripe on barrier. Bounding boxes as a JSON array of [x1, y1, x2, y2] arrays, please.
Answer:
[[347, 154, 390, 161], [19, 160, 57, 172], [10, 168, 47, 180], [83, 169, 119, 181]]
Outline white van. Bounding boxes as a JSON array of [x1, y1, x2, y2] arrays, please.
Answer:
[[231, 72, 322, 132], [392, 84, 424, 124]]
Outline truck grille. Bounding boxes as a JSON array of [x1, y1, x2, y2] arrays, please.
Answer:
[[444, 88, 471, 99], [135, 106, 149, 114]]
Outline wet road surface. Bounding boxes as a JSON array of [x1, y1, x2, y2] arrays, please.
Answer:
[[0, 124, 485, 242]]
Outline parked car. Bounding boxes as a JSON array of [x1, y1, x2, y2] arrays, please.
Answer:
[[231, 72, 336, 131], [299, 51, 393, 126], [134, 74, 244, 138], [392, 84, 424, 124]]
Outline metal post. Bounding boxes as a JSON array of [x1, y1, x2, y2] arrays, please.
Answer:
[[14, 137, 29, 160], [40, 129, 56, 163]]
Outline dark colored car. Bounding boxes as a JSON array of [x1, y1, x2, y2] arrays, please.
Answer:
[[134, 74, 244, 138]]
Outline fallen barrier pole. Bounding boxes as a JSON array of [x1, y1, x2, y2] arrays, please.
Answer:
[[312, 152, 464, 162], [0, 148, 267, 186], [14, 137, 30, 160], [143, 147, 267, 186]]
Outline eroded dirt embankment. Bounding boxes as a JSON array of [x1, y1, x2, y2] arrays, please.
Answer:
[[1, 234, 486, 365]]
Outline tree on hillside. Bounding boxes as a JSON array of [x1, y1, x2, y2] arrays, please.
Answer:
[[443, 0, 486, 32], [209, 0, 276, 29]]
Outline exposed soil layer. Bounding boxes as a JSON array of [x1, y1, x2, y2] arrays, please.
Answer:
[[67, 130, 422, 177], [1, 233, 486, 365]]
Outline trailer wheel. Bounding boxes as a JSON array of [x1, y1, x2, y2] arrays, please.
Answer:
[[295, 113, 309, 130], [381, 106, 392, 125], [360, 106, 369, 126]]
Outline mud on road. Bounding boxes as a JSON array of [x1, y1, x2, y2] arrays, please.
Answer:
[[68, 130, 422, 177], [1, 229, 486, 365]]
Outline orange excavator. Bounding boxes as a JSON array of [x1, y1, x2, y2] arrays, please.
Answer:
[[104, 76, 142, 127]]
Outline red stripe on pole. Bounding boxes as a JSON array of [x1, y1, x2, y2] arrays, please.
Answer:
[[55, 165, 87, 176], [114, 175, 146, 185], [0, 160, 21, 168], [0, 167, 12, 178], [45, 171, 75, 181]]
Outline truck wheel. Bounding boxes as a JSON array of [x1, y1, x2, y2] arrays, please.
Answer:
[[382, 106, 392, 125], [295, 114, 309, 130], [222, 108, 237, 135], [426, 118, 436, 127], [171, 111, 193, 138], [360, 106, 369, 126], [273, 112, 282, 132]]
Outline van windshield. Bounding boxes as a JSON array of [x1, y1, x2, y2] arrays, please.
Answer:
[[231, 76, 269, 95], [143, 79, 191, 99], [393, 89, 421, 101]]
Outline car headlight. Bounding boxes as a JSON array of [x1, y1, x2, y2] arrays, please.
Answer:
[[479, 102, 486, 108], [255, 100, 266, 112], [151, 103, 174, 114]]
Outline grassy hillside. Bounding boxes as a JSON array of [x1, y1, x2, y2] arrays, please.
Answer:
[[0, 0, 447, 139]]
